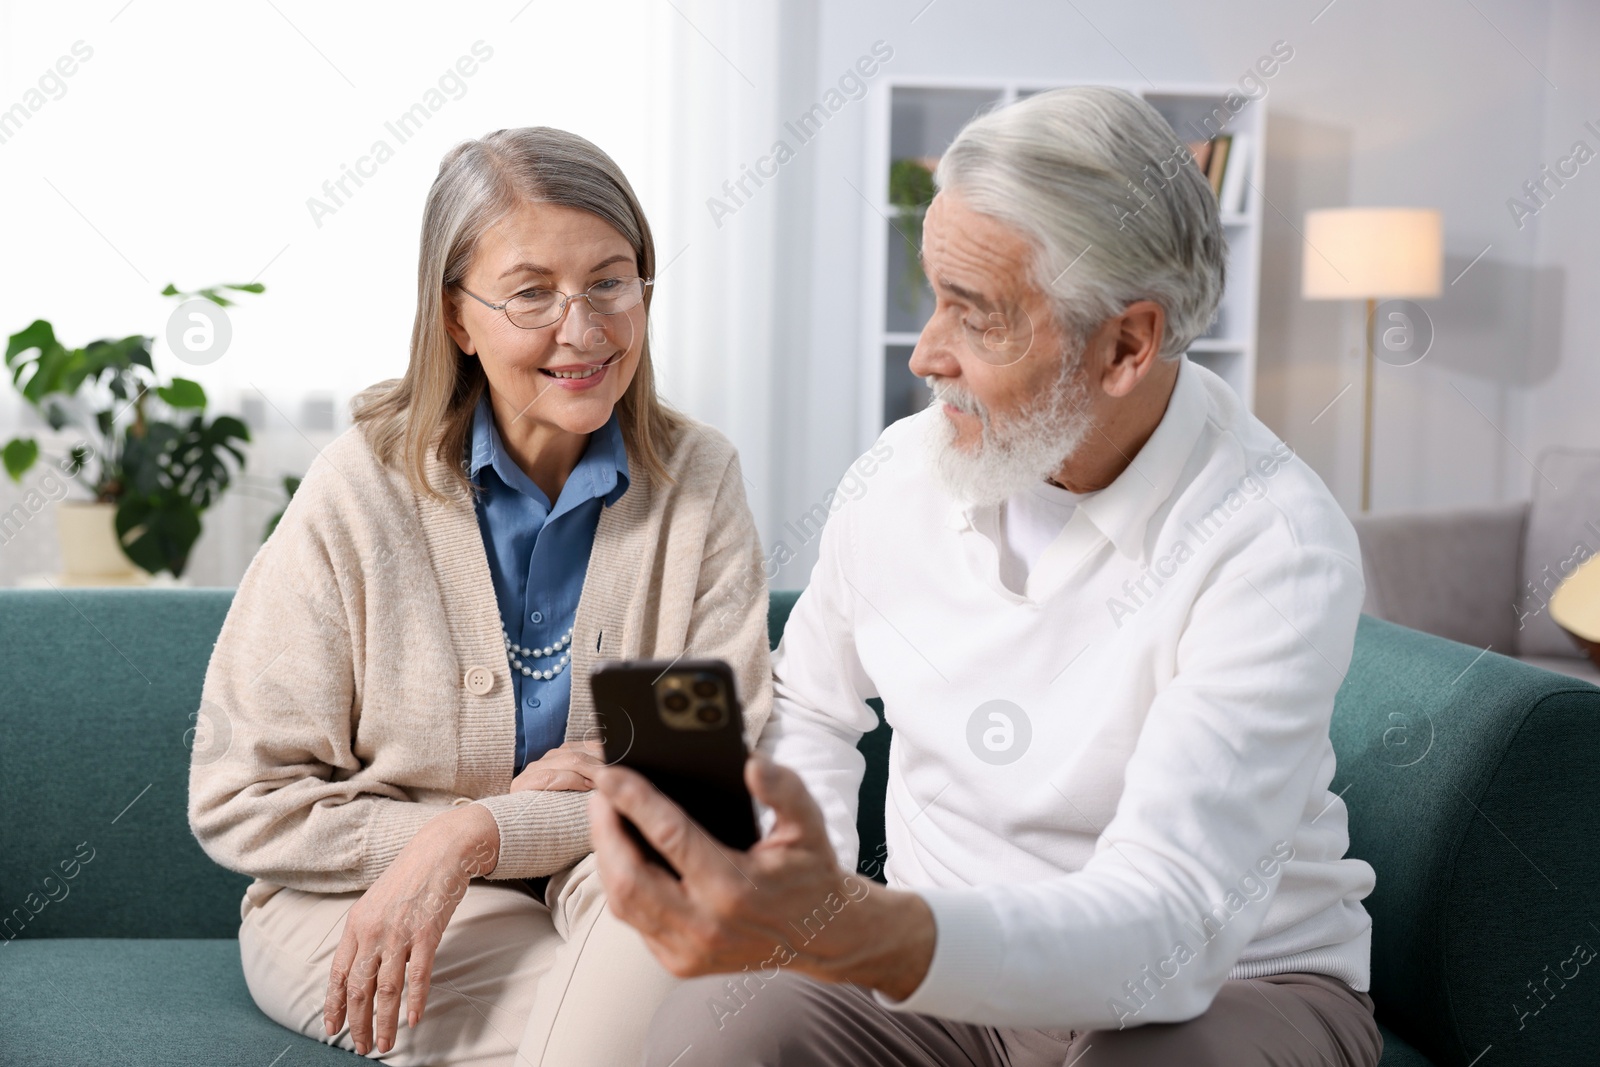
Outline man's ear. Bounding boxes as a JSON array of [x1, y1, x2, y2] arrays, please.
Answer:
[[1100, 300, 1165, 399]]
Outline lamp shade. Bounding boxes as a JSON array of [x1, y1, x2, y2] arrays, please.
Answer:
[[1301, 208, 1443, 300]]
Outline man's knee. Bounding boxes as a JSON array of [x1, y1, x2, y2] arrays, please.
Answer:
[[1075, 1016, 1237, 1067], [1075, 976, 1360, 1067], [644, 970, 819, 1066]]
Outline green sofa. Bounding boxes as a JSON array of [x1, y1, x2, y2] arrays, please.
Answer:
[[2, 588, 1596, 1066]]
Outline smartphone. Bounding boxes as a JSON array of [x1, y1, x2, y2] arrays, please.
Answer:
[[589, 658, 760, 875]]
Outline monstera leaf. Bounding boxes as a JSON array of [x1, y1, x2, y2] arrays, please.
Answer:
[[116, 491, 204, 577], [179, 414, 250, 510], [5, 321, 151, 406], [114, 409, 250, 576]]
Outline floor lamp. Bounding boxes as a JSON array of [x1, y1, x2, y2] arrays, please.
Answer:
[[1301, 208, 1443, 513]]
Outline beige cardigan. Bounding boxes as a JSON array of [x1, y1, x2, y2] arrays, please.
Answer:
[[188, 411, 772, 896]]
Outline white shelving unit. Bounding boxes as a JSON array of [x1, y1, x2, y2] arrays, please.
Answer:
[[859, 77, 1267, 449]]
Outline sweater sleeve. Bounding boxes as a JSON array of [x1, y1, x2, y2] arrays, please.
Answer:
[[187, 461, 449, 894], [880, 546, 1365, 1029], [470, 789, 594, 879]]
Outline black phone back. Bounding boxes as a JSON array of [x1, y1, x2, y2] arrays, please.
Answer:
[[589, 658, 759, 864]]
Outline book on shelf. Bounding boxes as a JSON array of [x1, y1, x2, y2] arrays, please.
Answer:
[[1186, 133, 1252, 217], [1205, 134, 1231, 198], [1218, 134, 1251, 216]]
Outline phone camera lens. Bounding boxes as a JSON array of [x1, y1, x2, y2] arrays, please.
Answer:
[[695, 704, 722, 724], [691, 678, 719, 699], [663, 691, 690, 712]]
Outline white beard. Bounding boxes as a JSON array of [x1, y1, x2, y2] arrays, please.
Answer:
[[924, 352, 1094, 508]]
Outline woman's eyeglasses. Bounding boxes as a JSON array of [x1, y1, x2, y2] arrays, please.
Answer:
[[456, 277, 653, 330]]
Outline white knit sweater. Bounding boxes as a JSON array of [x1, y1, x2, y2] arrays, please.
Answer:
[[188, 410, 772, 897], [762, 358, 1375, 1030]]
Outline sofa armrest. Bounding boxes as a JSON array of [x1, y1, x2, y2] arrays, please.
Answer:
[[1333, 616, 1600, 1066], [1351, 503, 1527, 651]]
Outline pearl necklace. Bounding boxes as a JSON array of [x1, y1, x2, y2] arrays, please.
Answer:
[[502, 623, 573, 681]]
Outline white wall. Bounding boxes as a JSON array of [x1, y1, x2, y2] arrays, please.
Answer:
[[1522, 0, 1600, 480]]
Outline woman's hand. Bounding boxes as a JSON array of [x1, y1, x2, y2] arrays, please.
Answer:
[[323, 803, 500, 1056], [510, 738, 606, 792]]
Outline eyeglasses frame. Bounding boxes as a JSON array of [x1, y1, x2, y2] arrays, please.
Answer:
[[454, 276, 654, 331]]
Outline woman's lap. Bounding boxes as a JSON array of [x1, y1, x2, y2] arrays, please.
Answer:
[[239, 855, 680, 1067], [518, 854, 684, 1066], [241, 879, 557, 1067]]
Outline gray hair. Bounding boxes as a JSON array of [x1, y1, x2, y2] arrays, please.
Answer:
[[353, 126, 683, 499], [935, 86, 1226, 360]]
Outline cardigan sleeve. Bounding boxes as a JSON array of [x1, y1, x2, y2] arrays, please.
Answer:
[[187, 459, 451, 894], [471, 790, 593, 879]]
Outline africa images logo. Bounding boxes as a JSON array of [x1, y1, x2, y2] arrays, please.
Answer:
[[966, 699, 1032, 766]]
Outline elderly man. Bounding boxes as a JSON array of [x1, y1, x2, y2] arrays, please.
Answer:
[[589, 86, 1381, 1067]]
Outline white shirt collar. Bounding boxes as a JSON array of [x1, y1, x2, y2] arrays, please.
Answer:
[[937, 356, 1208, 559]]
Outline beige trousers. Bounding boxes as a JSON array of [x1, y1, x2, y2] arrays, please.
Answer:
[[239, 854, 678, 1067]]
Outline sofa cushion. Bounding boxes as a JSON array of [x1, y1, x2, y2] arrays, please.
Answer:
[[1352, 503, 1526, 652], [768, 588, 892, 878], [0, 590, 250, 940], [0, 938, 355, 1066], [1375, 1023, 1436, 1067], [1518, 448, 1600, 657]]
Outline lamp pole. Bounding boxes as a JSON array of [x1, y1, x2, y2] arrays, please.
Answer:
[[1362, 296, 1375, 514], [1301, 207, 1442, 519]]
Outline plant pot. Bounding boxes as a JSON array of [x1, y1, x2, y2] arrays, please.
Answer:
[[56, 501, 146, 585]]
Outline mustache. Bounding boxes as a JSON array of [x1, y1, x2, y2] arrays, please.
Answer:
[[926, 377, 984, 418]]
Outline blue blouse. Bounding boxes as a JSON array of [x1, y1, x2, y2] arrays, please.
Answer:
[[467, 393, 630, 774]]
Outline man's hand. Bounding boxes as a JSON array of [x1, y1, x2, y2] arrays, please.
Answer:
[[511, 739, 606, 792], [323, 804, 500, 1055], [588, 756, 936, 1000]]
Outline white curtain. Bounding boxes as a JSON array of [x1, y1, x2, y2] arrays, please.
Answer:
[[640, 0, 786, 534]]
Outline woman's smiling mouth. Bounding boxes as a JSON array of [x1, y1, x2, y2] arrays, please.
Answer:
[[538, 352, 623, 388]]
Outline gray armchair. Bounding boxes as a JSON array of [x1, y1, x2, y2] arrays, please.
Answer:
[[1350, 449, 1600, 684]]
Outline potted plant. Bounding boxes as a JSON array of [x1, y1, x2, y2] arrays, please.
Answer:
[[888, 156, 937, 313], [2, 282, 262, 580]]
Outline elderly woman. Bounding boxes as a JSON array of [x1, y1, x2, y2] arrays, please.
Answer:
[[188, 128, 772, 1067]]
